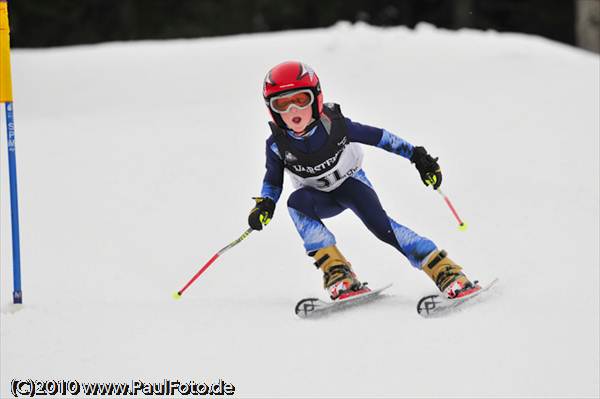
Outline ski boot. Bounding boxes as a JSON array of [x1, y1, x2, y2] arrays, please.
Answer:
[[310, 245, 365, 300], [421, 250, 479, 299]]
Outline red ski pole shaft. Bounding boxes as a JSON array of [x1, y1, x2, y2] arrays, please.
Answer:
[[173, 228, 253, 299], [176, 253, 219, 296], [435, 188, 467, 231]]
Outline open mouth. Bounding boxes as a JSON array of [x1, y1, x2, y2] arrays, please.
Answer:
[[292, 116, 302, 124]]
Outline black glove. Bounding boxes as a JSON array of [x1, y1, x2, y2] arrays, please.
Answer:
[[248, 197, 276, 231], [410, 146, 442, 189]]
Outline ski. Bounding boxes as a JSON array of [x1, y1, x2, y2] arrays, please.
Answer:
[[416, 278, 499, 317], [295, 283, 393, 319]]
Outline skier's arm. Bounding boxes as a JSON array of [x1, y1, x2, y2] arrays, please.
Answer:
[[345, 118, 414, 159], [260, 140, 284, 203], [346, 118, 442, 189], [249, 140, 284, 231]]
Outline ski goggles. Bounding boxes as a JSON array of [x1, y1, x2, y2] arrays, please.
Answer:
[[269, 89, 314, 114]]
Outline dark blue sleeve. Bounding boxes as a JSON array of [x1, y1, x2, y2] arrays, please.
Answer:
[[345, 118, 384, 146], [260, 136, 284, 203], [345, 117, 414, 160]]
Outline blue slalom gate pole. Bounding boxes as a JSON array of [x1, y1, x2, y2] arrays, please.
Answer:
[[4, 102, 22, 303], [2, 0, 23, 304]]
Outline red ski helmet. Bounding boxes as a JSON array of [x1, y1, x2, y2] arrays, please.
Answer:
[[263, 61, 323, 129]]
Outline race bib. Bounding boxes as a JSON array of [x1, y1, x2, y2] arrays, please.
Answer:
[[286, 143, 363, 192]]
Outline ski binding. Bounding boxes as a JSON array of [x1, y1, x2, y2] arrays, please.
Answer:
[[417, 278, 499, 317], [295, 283, 393, 319]]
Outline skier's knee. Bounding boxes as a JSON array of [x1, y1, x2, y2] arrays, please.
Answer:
[[376, 228, 398, 247], [287, 189, 312, 212]]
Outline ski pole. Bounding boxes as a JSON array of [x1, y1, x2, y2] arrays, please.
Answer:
[[173, 227, 253, 299], [435, 187, 467, 231], [424, 173, 467, 231]]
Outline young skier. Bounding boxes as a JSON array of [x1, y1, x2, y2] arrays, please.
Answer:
[[249, 61, 478, 301]]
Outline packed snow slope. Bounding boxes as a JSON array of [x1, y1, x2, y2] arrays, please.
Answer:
[[1, 23, 599, 398]]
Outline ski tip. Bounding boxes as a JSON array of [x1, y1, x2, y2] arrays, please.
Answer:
[[172, 291, 182, 300]]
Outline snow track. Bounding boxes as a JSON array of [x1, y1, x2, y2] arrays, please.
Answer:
[[1, 23, 598, 398]]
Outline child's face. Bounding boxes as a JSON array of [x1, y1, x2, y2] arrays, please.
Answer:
[[280, 106, 314, 134]]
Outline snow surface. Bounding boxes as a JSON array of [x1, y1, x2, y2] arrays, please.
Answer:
[[1, 22, 599, 398]]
